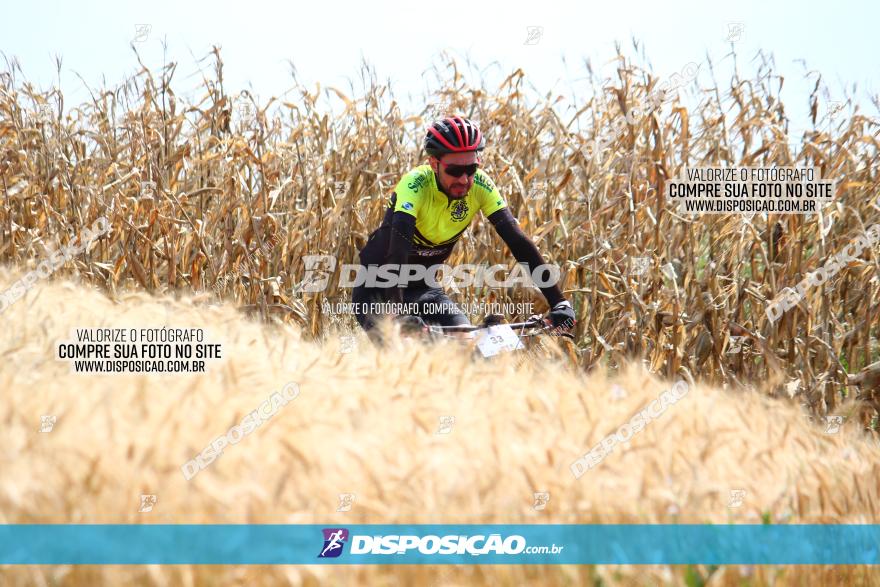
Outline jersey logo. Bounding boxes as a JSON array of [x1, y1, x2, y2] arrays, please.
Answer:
[[407, 173, 429, 192], [402, 202, 413, 210], [473, 173, 495, 192], [451, 200, 469, 221]]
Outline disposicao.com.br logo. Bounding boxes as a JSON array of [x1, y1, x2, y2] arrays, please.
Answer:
[[317, 528, 563, 558], [318, 528, 349, 558]]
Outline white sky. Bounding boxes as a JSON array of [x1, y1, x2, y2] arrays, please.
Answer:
[[2, 0, 878, 136]]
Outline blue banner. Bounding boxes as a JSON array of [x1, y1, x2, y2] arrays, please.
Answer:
[[1, 524, 878, 564]]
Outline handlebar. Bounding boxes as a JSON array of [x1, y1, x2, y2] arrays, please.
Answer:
[[428, 315, 546, 333]]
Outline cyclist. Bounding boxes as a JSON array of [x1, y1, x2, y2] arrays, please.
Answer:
[[352, 115, 575, 338]]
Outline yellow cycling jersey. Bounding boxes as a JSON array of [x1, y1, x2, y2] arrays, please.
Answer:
[[389, 164, 507, 251]]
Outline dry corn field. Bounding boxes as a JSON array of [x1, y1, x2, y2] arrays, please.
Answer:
[[1, 49, 880, 585]]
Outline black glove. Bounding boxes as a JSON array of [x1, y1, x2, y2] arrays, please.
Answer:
[[548, 300, 576, 329]]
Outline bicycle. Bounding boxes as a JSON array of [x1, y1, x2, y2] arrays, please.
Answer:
[[393, 312, 578, 364]]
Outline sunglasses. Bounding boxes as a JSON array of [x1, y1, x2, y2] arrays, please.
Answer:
[[437, 160, 480, 178]]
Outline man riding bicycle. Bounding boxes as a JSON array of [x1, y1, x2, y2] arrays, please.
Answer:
[[352, 115, 575, 338]]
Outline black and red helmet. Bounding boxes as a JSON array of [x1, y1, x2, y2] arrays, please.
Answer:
[[424, 116, 486, 158]]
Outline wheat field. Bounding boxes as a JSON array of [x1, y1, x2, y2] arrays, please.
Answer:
[[1, 48, 880, 584], [1, 268, 879, 585]]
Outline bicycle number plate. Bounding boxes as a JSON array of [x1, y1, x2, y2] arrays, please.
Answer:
[[476, 325, 524, 357]]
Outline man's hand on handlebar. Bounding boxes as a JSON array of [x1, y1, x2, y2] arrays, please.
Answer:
[[546, 300, 576, 331]]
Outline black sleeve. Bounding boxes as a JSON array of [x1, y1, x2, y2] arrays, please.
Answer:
[[384, 211, 416, 303], [487, 208, 565, 307]]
